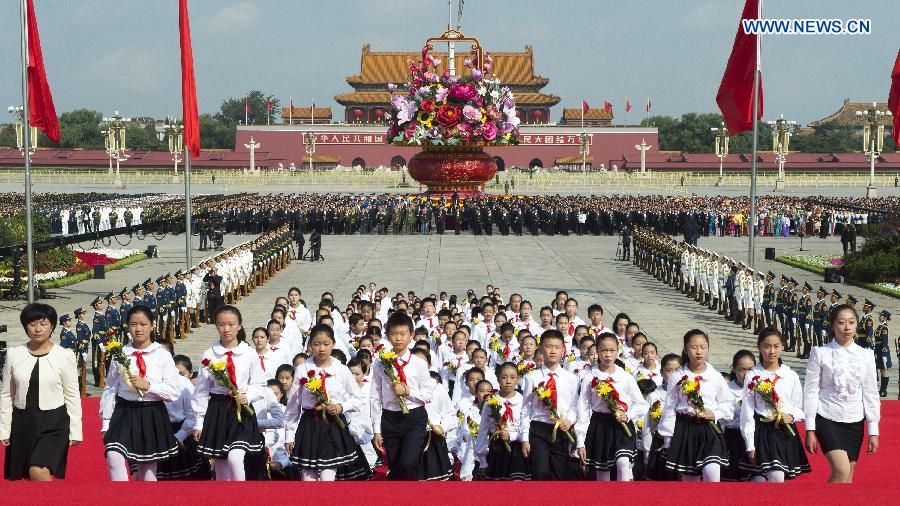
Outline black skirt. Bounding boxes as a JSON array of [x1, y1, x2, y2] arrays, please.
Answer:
[[104, 397, 178, 463], [721, 427, 749, 482], [484, 439, 531, 481], [645, 432, 678, 481], [420, 432, 452, 481], [814, 414, 865, 462], [156, 421, 210, 480], [336, 444, 374, 481], [583, 411, 637, 470], [197, 393, 264, 458], [665, 413, 729, 476], [740, 416, 810, 479], [290, 408, 358, 469], [4, 405, 70, 480]]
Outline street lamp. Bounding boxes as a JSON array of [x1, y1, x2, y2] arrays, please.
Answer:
[[304, 131, 316, 172], [7, 105, 38, 155], [766, 114, 795, 192], [101, 111, 130, 188], [167, 118, 183, 183], [855, 102, 892, 198], [579, 132, 590, 172], [711, 122, 729, 186]]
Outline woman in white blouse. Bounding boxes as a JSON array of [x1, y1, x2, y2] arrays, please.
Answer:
[[1, 303, 82, 481], [804, 304, 880, 483], [100, 305, 181, 481]]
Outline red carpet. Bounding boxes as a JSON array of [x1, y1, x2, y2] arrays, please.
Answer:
[[1, 398, 898, 502]]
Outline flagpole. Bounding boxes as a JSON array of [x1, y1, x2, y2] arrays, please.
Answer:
[[581, 103, 586, 172], [748, 1, 762, 268], [20, 0, 35, 303], [624, 99, 627, 125], [289, 96, 293, 125], [184, 147, 192, 269]]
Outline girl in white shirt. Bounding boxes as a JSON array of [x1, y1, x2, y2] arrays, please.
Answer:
[[475, 362, 530, 480], [804, 304, 880, 483], [741, 328, 810, 482], [659, 329, 734, 482], [245, 380, 285, 480], [721, 349, 755, 482], [346, 357, 377, 470], [283, 324, 362, 481], [101, 305, 181, 481], [192, 305, 267, 481], [419, 351, 456, 481], [157, 354, 209, 480], [575, 333, 645, 481]]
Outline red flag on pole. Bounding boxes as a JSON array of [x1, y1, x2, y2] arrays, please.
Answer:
[[716, 0, 763, 134], [267, 100, 273, 112], [603, 100, 612, 114], [888, 49, 900, 145], [626, 100, 632, 113], [646, 97, 651, 113], [178, 0, 199, 157], [582, 100, 589, 113], [245, 100, 250, 114], [25, 0, 59, 144]]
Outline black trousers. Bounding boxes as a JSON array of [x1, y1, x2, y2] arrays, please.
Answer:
[[528, 420, 572, 480], [381, 406, 427, 480]]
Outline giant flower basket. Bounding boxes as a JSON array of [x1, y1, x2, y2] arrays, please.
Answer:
[[386, 31, 520, 194]]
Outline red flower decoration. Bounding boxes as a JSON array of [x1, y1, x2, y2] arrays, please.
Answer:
[[436, 104, 461, 128], [420, 99, 435, 113], [590, 377, 599, 388], [307, 369, 316, 378], [299, 377, 308, 386], [201, 358, 210, 367]]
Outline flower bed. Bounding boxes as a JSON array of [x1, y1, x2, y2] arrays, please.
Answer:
[[776, 254, 900, 299], [0, 249, 147, 288]]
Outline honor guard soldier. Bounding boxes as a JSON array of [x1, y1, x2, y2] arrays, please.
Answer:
[[875, 310, 891, 398], [774, 275, 788, 332], [175, 270, 189, 339], [119, 287, 133, 344], [797, 282, 813, 358], [131, 284, 145, 308], [73, 308, 91, 397], [91, 296, 107, 387], [858, 299, 876, 349], [762, 271, 776, 328], [104, 291, 121, 344], [784, 278, 798, 352], [813, 286, 828, 348], [825, 289, 842, 343]]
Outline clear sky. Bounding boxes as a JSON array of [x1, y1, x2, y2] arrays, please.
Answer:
[[0, 0, 896, 125]]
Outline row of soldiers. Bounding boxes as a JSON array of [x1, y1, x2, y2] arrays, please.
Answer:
[[56, 225, 295, 396], [631, 226, 894, 396]]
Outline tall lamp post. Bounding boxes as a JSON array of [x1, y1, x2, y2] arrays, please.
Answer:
[[579, 132, 589, 172], [855, 102, 892, 198], [8, 105, 38, 156], [167, 118, 183, 183], [767, 114, 795, 192], [711, 121, 729, 186], [304, 131, 316, 172], [102, 111, 129, 188]]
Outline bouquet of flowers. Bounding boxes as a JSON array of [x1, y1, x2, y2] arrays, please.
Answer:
[[486, 392, 512, 452], [200, 358, 255, 422], [532, 381, 575, 443], [676, 375, 720, 434], [465, 415, 479, 441], [299, 370, 345, 429], [103, 340, 143, 399], [378, 350, 409, 414], [442, 359, 462, 377], [590, 377, 632, 437], [516, 361, 537, 376], [746, 375, 795, 436], [386, 46, 520, 146], [649, 400, 663, 424], [488, 335, 510, 363]]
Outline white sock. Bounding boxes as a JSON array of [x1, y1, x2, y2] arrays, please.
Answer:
[[751, 475, 766, 483], [767, 470, 785, 483], [107, 452, 130, 481], [616, 457, 633, 482], [702, 463, 721, 482], [319, 467, 337, 481], [595, 470, 611, 481], [214, 458, 231, 481], [301, 468, 319, 481], [227, 449, 247, 481], [135, 462, 157, 482], [682, 474, 702, 482]]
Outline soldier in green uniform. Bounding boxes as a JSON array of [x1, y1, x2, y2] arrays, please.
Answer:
[[74, 307, 91, 396], [813, 286, 828, 348], [762, 271, 776, 328], [798, 282, 813, 358], [858, 299, 876, 349], [775, 275, 787, 333], [90, 296, 107, 387], [874, 310, 891, 397], [118, 288, 132, 345], [784, 278, 797, 352]]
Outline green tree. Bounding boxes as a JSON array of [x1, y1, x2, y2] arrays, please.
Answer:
[[199, 114, 236, 149], [58, 109, 104, 149], [215, 90, 279, 126], [0, 124, 15, 148]]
